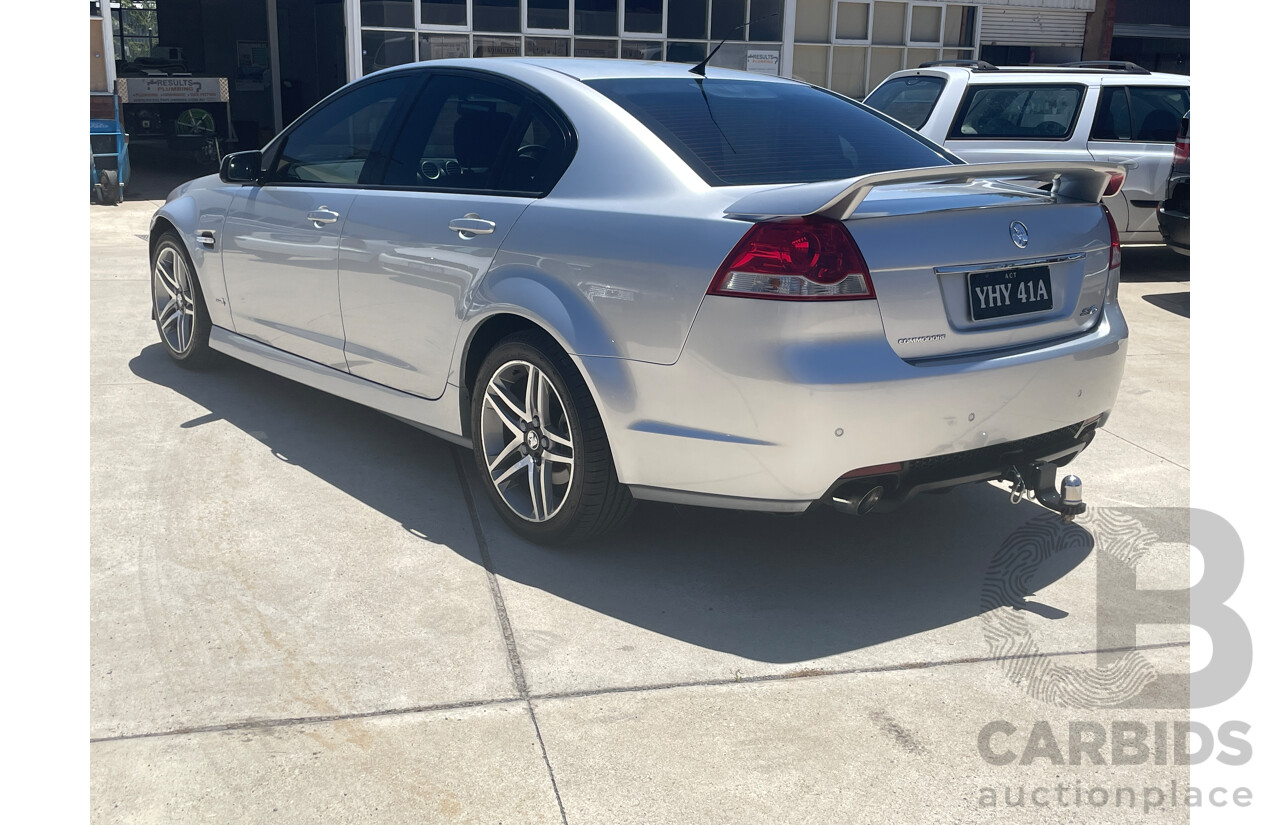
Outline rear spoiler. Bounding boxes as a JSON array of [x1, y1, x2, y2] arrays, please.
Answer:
[[724, 161, 1125, 221]]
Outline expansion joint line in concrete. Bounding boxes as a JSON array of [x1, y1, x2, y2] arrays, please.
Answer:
[[453, 447, 570, 825]]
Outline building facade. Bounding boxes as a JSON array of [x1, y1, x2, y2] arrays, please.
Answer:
[[101, 1, 1183, 151]]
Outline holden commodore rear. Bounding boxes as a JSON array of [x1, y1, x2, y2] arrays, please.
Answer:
[[569, 71, 1128, 532]]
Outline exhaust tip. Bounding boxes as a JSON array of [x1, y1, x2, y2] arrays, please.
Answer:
[[856, 485, 884, 515]]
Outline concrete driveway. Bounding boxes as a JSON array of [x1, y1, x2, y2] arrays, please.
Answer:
[[91, 198, 1192, 823]]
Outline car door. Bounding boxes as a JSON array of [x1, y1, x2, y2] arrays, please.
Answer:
[[337, 71, 573, 399], [1087, 83, 1190, 237], [220, 74, 414, 368]]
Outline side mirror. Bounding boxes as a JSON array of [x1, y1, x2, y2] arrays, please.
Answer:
[[220, 150, 262, 184]]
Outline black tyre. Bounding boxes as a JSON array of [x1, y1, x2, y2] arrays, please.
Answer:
[[151, 231, 216, 368], [99, 169, 120, 205], [471, 332, 634, 545]]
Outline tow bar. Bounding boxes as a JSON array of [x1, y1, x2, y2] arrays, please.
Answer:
[[1004, 462, 1086, 522]]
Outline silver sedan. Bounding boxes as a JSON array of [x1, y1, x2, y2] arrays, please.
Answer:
[[149, 58, 1128, 544]]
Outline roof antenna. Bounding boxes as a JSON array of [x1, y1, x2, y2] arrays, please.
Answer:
[[689, 12, 779, 77]]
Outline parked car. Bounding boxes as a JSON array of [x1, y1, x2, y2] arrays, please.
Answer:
[[864, 61, 1189, 245], [1157, 111, 1190, 255], [150, 58, 1127, 544]]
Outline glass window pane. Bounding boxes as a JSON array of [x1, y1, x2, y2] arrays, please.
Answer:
[[525, 36, 570, 56], [360, 1, 414, 28], [749, 0, 783, 41], [383, 74, 525, 190], [624, 0, 663, 34], [474, 0, 519, 32], [669, 2, 708, 40], [831, 45, 868, 99], [907, 48, 937, 69], [711, 0, 747, 40], [528, 0, 569, 30], [791, 44, 829, 86], [953, 85, 1085, 139], [272, 76, 410, 183], [622, 40, 664, 60], [910, 6, 942, 42], [868, 47, 903, 90], [836, 3, 869, 40], [665, 41, 707, 64], [944, 5, 975, 48], [1128, 87, 1189, 141], [795, 0, 831, 43], [574, 38, 618, 58], [362, 30, 416, 74], [864, 74, 945, 127], [576, 0, 618, 36], [1091, 87, 1131, 140], [419, 33, 470, 60], [420, 0, 466, 26], [584, 76, 953, 185], [473, 35, 521, 56], [872, 2, 907, 45]]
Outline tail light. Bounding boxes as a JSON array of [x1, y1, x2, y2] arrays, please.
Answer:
[[1102, 171, 1125, 198], [1172, 134, 1189, 169], [1102, 205, 1121, 272], [709, 216, 875, 301]]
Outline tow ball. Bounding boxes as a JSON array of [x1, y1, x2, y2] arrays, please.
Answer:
[[1003, 462, 1086, 522]]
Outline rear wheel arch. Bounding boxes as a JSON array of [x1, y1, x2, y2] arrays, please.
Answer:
[[459, 314, 564, 439]]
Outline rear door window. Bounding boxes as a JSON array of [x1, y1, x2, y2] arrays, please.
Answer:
[[380, 72, 573, 195], [948, 84, 1084, 140], [1129, 86, 1189, 142], [1091, 85, 1189, 143], [864, 75, 947, 129], [584, 77, 953, 186]]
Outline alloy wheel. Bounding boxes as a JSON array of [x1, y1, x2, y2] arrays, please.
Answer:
[[479, 360, 575, 522], [153, 245, 196, 355]]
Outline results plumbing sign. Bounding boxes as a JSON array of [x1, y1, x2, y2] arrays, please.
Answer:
[[746, 50, 780, 75], [116, 77, 230, 104]]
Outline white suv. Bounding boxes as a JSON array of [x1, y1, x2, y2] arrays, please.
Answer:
[[864, 61, 1190, 244]]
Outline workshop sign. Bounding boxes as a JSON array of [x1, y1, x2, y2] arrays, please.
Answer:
[[117, 77, 230, 104]]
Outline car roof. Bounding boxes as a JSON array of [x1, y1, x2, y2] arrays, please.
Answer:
[[371, 56, 799, 84], [883, 65, 1189, 86]]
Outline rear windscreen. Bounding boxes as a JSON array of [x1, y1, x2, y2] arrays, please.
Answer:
[[585, 77, 954, 186], [864, 75, 946, 129]]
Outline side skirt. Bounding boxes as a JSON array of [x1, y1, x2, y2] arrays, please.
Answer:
[[208, 327, 471, 448]]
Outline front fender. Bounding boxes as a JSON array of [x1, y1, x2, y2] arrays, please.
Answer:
[[150, 178, 236, 329]]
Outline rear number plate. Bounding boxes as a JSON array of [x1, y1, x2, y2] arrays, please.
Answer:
[[968, 266, 1052, 320]]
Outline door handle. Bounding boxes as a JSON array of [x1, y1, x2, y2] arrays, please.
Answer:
[[1105, 157, 1140, 170], [449, 214, 496, 238], [307, 206, 340, 227]]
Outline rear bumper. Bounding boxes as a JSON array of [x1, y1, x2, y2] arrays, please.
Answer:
[[577, 296, 1128, 510]]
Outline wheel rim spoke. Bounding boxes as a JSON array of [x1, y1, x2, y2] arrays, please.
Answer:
[[527, 461, 542, 520], [155, 258, 179, 299], [493, 455, 531, 486], [541, 447, 572, 465], [486, 436, 522, 473], [158, 297, 180, 331], [544, 429, 572, 448], [484, 391, 524, 438], [488, 378, 529, 423]]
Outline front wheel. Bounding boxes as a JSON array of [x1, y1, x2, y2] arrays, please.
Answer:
[[471, 333, 633, 545], [151, 232, 215, 368]]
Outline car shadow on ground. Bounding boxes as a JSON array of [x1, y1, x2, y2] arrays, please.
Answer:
[[1142, 292, 1190, 318], [130, 342, 1094, 664], [1119, 246, 1190, 282]]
